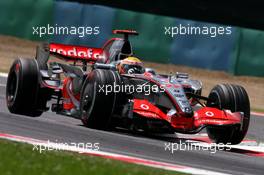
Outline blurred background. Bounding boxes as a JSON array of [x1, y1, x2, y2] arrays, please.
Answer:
[[1, 0, 264, 76]]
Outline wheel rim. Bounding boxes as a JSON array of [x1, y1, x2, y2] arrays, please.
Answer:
[[207, 91, 221, 109], [82, 82, 97, 120], [7, 71, 18, 105]]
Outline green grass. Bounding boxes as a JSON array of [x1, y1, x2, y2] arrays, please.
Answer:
[[0, 139, 185, 175]]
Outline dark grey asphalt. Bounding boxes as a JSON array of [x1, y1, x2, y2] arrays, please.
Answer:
[[0, 76, 263, 175]]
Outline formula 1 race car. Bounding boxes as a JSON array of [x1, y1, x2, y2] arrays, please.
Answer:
[[6, 30, 250, 144]]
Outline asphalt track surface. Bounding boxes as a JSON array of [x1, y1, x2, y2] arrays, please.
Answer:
[[0, 75, 263, 175]]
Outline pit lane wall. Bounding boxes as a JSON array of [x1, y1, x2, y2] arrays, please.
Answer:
[[0, 0, 263, 77]]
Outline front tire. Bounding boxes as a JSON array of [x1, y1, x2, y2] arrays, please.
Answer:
[[206, 84, 250, 144]]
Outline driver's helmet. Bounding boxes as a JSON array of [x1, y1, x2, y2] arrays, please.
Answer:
[[117, 57, 145, 74]]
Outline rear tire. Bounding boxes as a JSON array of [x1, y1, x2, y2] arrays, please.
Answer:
[[206, 84, 250, 144], [80, 69, 121, 129], [6, 58, 46, 117]]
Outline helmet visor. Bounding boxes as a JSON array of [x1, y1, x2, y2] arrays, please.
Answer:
[[122, 64, 145, 74]]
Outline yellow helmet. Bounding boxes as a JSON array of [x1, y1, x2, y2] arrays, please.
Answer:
[[117, 57, 145, 74]]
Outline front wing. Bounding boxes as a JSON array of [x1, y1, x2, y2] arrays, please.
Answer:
[[133, 99, 242, 133]]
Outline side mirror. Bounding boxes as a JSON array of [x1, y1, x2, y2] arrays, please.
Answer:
[[176, 72, 189, 79], [93, 63, 117, 71]]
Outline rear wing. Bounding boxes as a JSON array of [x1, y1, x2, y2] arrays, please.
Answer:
[[35, 42, 105, 70], [113, 29, 138, 41]]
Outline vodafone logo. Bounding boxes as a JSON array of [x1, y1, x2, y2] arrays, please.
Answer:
[[205, 111, 214, 117], [49, 43, 103, 60], [140, 104, 149, 110]]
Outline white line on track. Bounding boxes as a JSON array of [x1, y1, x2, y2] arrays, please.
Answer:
[[251, 111, 264, 117], [189, 140, 264, 153], [0, 73, 8, 78], [0, 133, 229, 175]]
